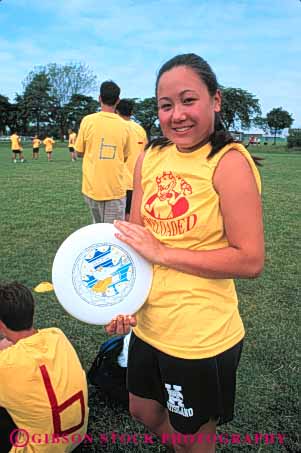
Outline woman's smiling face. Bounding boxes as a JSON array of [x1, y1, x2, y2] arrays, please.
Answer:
[[157, 65, 221, 152]]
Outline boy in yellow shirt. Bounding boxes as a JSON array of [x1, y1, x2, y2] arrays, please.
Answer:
[[68, 129, 77, 162], [32, 135, 41, 160], [0, 282, 89, 453], [10, 132, 24, 163], [43, 136, 55, 161]]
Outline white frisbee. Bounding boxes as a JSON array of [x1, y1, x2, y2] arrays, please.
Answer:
[[52, 223, 153, 325]]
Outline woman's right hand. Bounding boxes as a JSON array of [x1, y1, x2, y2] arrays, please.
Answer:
[[105, 315, 137, 335]]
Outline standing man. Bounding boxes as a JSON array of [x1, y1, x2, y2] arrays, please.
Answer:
[[10, 131, 24, 163], [75, 81, 131, 224], [68, 128, 77, 162], [116, 99, 148, 219]]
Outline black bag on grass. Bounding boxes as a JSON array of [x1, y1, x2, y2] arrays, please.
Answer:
[[87, 336, 129, 407]]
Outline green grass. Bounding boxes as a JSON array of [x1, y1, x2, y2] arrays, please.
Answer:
[[0, 142, 299, 452]]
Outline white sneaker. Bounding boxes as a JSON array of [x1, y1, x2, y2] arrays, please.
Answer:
[[21, 159, 24, 163], [14, 159, 17, 163]]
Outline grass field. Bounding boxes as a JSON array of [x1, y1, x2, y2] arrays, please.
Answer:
[[0, 142, 299, 452]]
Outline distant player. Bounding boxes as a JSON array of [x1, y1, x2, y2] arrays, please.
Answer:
[[32, 135, 41, 160], [10, 132, 24, 163], [116, 99, 148, 219], [68, 129, 77, 161], [43, 135, 55, 161]]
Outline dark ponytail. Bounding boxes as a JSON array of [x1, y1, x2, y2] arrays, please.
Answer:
[[207, 112, 235, 158]]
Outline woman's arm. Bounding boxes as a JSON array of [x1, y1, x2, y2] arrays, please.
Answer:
[[115, 150, 265, 279]]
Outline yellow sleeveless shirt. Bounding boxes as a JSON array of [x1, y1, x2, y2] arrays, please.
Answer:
[[133, 142, 261, 359]]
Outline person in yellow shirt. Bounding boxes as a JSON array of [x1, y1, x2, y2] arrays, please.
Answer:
[[116, 99, 148, 220], [32, 135, 41, 160], [106, 54, 265, 452], [75, 81, 131, 224], [68, 129, 77, 162], [10, 132, 24, 163], [0, 282, 89, 453], [43, 136, 55, 161]]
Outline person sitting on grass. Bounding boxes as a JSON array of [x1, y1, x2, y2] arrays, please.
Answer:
[[43, 135, 55, 161], [0, 282, 89, 453]]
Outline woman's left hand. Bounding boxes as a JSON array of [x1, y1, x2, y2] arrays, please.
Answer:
[[114, 220, 166, 265]]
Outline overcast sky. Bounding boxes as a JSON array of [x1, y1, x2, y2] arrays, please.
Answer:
[[0, 0, 300, 128]]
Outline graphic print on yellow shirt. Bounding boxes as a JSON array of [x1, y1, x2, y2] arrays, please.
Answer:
[[134, 142, 261, 359], [144, 170, 193, 221]]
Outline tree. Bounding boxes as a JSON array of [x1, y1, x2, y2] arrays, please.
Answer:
[[0, 95, 11, 134], [287, 128, 301, 149], [24, 62, 98, 107], [8, 95, 30, 135], [23, 62, 98, 138], [22, 73, 54, 135], [221, 87, 261, 130], [64, 94, 99, 131], [266, 107, 294, 144], [132, 97, 158, 140]]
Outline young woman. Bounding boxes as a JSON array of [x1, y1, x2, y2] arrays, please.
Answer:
[[106, 53, 264, 453]]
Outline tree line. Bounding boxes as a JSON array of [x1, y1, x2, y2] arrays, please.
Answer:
[[0, 62, 294, 143]]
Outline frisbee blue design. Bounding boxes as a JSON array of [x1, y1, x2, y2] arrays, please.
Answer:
[[52, 223, 153, 325], [72, 243, 135, 307]]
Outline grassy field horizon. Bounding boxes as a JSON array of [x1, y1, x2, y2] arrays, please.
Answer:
[[0, 141, 299, 452]]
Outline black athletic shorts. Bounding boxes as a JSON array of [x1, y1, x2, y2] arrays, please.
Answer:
[[12, 150, 21, 154], [125, 190, 133, 214], [33, 148, 39, 152], [69, 146, 75, 152], [127, 332, 243, 434]]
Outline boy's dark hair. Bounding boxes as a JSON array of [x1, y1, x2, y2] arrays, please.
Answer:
[[0, 282, 34, 331], [116, 99, 134, 117], [100, 81, 120, 106], [147, 53, 262, 165]]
